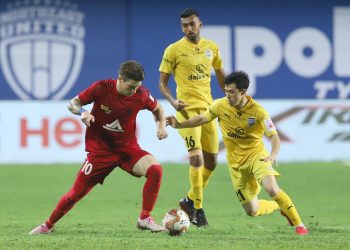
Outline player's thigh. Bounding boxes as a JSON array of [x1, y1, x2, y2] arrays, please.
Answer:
[[201, 119, 219, 154], [119, 146, 157, 177], [252, 153, 280, 184], [228, 164, 261, 205], [132, 154, 160, 177], [76, 155, 119, 185], [176, 112, 202, 151]]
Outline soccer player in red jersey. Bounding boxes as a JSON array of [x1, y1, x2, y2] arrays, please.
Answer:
[[30, 60, 168, 234]]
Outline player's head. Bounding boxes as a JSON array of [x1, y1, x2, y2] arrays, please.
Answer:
[[117, 60, 144, 96], [180, 8, 202, 43], [224, 71, 250, 106]]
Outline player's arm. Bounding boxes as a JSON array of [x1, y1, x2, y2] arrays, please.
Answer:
[[166, 114, 209, 129], [214, 68, 225, 91], [67, 96, 95, 127], [152, 102, 168, 140], [158, 72, 188, 111]]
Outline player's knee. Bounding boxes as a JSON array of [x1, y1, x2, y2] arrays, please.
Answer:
[[245, 208, 258, 217], [243, 205, 259, 217], [146, 164, 163, 183], [189, 154, 203, 167], [266, 186, 281, 197]]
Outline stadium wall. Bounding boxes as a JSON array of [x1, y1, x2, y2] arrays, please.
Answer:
[[0, 1, 349, 163], [0, 0, 349, 100]]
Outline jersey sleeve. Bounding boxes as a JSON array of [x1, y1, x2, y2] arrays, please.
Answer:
[[203, 99, 220, 122], [212, 43, 224, 70], [78, 80, 102, 105], [142, 88, 158, 111], [259, 109, 278, 137], [159, 45, 175, 74]]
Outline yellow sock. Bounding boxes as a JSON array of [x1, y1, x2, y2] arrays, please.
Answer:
[[255, 200, 280, 216], [187, 166, 203, 209], [202, 167, 213, 189], [273, 190, 302, 226]]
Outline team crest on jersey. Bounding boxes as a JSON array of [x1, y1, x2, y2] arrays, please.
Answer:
[[101, 105, 112, 114], [205, 49, 213, 59], [248, 117, 256, 126], [0, 0, 85, 100]]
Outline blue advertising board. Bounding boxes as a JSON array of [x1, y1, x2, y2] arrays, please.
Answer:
[[0, 0, 349, 100]]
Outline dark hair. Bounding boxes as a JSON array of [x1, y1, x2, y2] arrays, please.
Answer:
[[180, 8, 199, 18], [224, 70, 250, 90], [119, 60, 145, 82]]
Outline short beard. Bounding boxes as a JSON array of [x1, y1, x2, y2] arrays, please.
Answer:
[[187, 33, 199, 43]]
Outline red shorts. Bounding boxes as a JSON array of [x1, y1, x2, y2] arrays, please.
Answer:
[[75, 145, 150, 185]]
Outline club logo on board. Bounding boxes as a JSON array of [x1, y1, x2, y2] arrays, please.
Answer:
[[0, 0, 86, 100]]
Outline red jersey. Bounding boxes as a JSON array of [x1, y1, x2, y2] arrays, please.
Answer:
[[78, 79, 157, 155]]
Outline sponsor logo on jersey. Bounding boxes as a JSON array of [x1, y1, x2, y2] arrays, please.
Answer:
[[188, 64, 209, 80], [103, 119, 124, 132], [227, 127, 247, 139], [0, 0, 86, 100], [162, 57, 174, 65], [100, 105, 111, 114]]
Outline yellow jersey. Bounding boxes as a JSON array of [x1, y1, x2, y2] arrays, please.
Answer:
[[203, 96, 278, 166], [159, 37, 223, 109]]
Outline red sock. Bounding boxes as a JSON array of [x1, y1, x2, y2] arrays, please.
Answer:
[[45, 179, 95, 228], [140, 164, 162, 219]]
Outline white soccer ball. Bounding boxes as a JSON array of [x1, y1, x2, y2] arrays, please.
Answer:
[[162, 208, 190, 236]]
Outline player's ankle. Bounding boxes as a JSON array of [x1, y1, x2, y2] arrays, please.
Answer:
[[140, 210, 151, 220], [45, 220, 54, 229]]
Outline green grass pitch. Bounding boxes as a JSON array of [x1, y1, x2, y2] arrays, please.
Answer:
[[0, 162, 349, 249]]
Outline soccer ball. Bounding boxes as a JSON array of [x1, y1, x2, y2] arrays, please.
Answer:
[[162, 208, 190, 236]]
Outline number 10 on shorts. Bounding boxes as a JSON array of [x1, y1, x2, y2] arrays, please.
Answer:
[[81, 161, 93, 175]]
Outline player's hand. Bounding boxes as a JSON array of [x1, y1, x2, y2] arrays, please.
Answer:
[[166, 116, 180, 128], [157, 126, 168, 140], [172, 99, 189, 111], [81, 111, 95, 127], [260, 154, 278, 166]]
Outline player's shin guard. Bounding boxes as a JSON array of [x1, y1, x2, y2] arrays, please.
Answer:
[[187, 166, 203, 209], [140, 164, 162, 219], [273, 190, 302, 226], [255, 200, 280, 216]]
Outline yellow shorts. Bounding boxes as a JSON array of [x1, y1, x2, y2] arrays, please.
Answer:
[[228, 153, 280, 205], [176, 107, 218, 153]]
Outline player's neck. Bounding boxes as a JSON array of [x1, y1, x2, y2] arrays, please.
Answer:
[[184, 36, 201, 45], [116, 80, 122, 95], [235, 96, 248, 109]]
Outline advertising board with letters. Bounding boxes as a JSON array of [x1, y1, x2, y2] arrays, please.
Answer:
[[0, 101, 348, 163]]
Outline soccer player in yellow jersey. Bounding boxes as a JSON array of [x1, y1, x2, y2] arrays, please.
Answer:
[[166, 70, 309, 235], [158, 8, 225, 227]]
